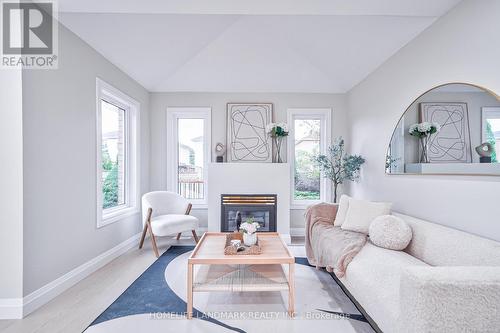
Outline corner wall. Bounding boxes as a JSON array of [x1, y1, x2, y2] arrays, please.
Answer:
[[0, 69, 24, 315], [21, 23, 150, 296], [347, 0, 500, 241]]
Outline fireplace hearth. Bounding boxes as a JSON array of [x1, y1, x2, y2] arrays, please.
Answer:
[[221, 194, 277, 232]]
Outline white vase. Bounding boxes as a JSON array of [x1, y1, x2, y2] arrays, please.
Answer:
[[243, 232, 257, 246]]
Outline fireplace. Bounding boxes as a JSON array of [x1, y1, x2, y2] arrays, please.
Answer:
[[221, 194, 277, 232]]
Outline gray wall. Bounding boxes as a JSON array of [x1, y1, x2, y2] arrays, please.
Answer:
[[149, 92, 349, 229], [21, 23, 151, 295], [0, 69, 24, 299], [348, 0, 500, 241]]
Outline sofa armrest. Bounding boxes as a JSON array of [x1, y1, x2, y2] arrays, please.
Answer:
[[399, 266, 500, 333], [304, 203, 338, 266]]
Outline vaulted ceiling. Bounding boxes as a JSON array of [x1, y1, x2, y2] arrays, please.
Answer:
[[58, 0, 462, 93]]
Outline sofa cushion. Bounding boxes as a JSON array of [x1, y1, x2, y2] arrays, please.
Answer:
[[341, 198, 392, 234], [369, 215, 412, 250], [340, 242, 428, 333], [333, 194, 350, 227]]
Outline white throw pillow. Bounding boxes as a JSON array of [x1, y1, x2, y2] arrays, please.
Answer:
[[334, 194, 350, 226], [341, 198, 392, 234], [369, 215, 412, 250]]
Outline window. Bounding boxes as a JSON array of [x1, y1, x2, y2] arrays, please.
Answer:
[[482, 107, 500, 163], [96, 78, 139, 227], [167, 107, 211, 206], [288, 108, 331, 208]]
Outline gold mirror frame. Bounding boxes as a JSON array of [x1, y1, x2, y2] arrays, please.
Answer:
[[386, 82, 500, 176]]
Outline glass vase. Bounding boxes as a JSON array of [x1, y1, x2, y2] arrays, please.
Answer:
[[273, 136, 286, 163]]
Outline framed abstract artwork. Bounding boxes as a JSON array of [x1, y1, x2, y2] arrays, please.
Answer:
[[226, 103, 273, 163], [420, 102, 472, 163]]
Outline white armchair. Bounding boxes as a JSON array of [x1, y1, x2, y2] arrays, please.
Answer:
[[139, 191, 199, 257]]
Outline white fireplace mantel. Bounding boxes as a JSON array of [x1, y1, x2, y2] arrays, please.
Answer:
[[207, 162, 291, 243]]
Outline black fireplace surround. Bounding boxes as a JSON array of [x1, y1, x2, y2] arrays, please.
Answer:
[[221, 194, 277, 232]]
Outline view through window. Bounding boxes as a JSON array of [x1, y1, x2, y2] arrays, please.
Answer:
[[177, 118, 205, 199], [485, 117, 500, 163], [293, 119, 321, 200], [101, 100, 126, 209]]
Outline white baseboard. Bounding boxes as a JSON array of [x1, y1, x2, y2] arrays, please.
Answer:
[[21, 232, 142, 318], [290, 228, 305, 237], [0, 298, 23, 319]]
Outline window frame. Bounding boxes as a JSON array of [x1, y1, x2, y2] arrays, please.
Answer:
[[166, 107, 212, 208], [96, 78, 140, 228], [287, 108, 332, 209], [481, 106, 500, 142]]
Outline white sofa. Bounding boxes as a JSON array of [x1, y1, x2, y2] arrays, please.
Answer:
[[311, 211, 500, 332]]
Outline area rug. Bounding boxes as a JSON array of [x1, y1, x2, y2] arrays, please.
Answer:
[[85, 246, 375, 333]]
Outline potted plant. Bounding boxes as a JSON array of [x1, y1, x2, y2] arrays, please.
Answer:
[[408, 122, 441, 163], [266, 122, 289, 163], [239, 218, 260, 246], [314, 137, 365, 203]]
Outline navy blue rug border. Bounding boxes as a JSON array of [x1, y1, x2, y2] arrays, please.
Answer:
[[86, 245, 370, 332]]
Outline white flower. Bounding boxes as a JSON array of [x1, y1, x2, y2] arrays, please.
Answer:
[[408, 123, 419, 134], [240, 221, 260, 234], [277, 122, 289, 132], [432, 122, 441, 132], [417, 122, 432, 132], [265, 123, 276, 134]]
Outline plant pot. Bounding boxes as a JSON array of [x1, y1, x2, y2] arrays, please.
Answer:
[[243, 232, 257, 246]]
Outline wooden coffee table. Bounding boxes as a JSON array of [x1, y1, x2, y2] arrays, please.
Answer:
[[186, 232, 295, 318]]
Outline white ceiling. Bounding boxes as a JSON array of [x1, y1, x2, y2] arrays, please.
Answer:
[[58, 0, 462, 93]]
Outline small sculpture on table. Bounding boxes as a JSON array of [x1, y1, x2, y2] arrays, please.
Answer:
[[475, 142, 493, 163], [215, 142, 226, 163], [235, 211, 242, 231]]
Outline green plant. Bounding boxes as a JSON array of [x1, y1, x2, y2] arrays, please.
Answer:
[[102, 143, 119, 209], [313, 137, 365, 203], [408, 122, 441, 163], [485, 121, 498, 163], [103, 162, 119, 209], [266, 122, 289, 163]]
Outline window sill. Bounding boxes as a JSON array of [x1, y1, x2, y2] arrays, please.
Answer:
[[98, 207, 140, 228], [191, 203, 208, 210], [291, 201, 322, 210]]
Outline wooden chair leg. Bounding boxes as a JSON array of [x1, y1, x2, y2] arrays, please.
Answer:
[[139, 223, 148, 249], [191, 230, 199, 243], [147, 221, 160, 258], [176, 233, 182, 240]]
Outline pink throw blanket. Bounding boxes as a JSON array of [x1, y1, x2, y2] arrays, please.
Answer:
[[305, 203, 367, 278]]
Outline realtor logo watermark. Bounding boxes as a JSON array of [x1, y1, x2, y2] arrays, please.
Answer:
[[1, 0, 58, 68]]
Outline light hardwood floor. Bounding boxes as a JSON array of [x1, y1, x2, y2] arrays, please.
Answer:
[[0, 237, 193, 333], [0, 235, 305, 333]]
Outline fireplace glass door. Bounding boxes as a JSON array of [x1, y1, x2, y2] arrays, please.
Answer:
[[221, 195, 277, 232]]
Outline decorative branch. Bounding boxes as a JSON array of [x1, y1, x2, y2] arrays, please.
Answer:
[[313, 137, 365, 203]]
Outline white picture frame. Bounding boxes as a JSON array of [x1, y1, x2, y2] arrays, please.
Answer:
[[420, 102, 472, 163], [226, 103, 273, 163]]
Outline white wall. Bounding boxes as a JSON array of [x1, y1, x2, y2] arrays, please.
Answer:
[[348, 0, 500, 241], [21, 23, 150, 295], [0, 69, 24, 303], [149, 92, 349, 229]]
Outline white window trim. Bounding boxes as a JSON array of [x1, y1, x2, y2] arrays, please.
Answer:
[[166, 107, 212, 208], [287, 108, 332, 210], [96, 78, 140, 228]]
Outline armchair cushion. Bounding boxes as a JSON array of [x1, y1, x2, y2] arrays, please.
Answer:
[[150, 214, 199, 237]]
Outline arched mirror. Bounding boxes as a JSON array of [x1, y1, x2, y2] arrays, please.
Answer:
[[386, 83, 500, 175]]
